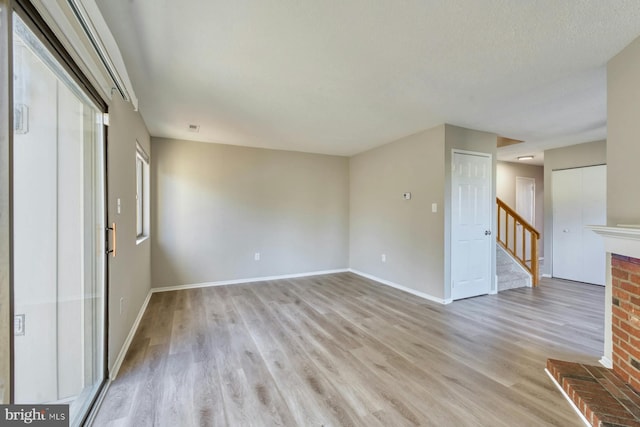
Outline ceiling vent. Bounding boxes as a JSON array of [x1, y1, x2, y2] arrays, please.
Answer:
[[188, 124, 200, 132]]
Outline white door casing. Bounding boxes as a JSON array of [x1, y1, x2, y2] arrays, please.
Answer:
[[451, 151, 492, 300]]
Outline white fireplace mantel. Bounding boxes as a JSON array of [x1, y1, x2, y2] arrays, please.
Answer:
[[586, 224, 640, 370], [587, 225, 640, 259]]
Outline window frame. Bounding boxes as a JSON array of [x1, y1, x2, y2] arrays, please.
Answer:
[[135, 141, 149, 242]]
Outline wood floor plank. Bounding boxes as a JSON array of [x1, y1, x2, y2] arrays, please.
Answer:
[[231, 289, 337, 426], [94, 274, 603, 426], [246, 287, 364, 426], [191, 358, 227, 427]]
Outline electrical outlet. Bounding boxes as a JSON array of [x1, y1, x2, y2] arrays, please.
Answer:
[[254, 252, 260, 261], [381, 254, 386, 263]]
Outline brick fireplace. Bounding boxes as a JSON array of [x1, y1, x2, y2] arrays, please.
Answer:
[[611, 254, 640, 392]]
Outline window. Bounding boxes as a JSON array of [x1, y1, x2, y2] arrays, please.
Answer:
[[136, 142, 150, 240]]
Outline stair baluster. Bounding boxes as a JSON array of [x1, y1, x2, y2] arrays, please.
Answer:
[[496, 197, 541, 286]]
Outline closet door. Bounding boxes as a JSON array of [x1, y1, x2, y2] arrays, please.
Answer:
[[552, 165, 606, 285]]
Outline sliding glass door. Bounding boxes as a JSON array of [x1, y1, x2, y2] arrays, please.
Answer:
[[12, 12, 106, 426]]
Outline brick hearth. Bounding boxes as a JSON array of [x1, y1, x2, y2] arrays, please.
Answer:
[[547, 359, 640, 426]]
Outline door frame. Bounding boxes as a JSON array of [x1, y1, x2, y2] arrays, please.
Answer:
[[8, 1, 110, 423], [449, 149, 494, 301], [0, 0, 12, 406]]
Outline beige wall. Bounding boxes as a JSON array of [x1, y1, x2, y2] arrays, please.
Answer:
[[608, 36, 640, 226], [151, 138, 349, 287], [107, 95, 151, 374], [350, 125, 446, 299], [542, 140, 606, 276], [496, 161, 544, 256]]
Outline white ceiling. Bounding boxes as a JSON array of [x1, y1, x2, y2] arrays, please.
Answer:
[[95, 1, 640, 162]]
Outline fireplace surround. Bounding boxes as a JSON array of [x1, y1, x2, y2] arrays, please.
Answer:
[[546, 225, 640, 426]]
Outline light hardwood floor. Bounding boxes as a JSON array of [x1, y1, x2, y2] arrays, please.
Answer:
[[93, 273, 604, 426]]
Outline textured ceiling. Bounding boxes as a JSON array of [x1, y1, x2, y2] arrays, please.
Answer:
[[95, 0, 640, 161]]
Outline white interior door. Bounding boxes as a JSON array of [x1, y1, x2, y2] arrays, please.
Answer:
[[552, 165, 606, 285], [451, 151, 492, 300], [516, 177, 535, 224]]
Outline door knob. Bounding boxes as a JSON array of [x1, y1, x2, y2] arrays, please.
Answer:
[[485, 230, 492, 236]]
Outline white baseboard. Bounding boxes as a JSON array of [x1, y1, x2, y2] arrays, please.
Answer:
[[490, 274, 498, 294], [541, 273, 551, 278], [151, 269, 350, 293], [348, 269, 451, 304], [109, 291, 152, 380], [545, 368, 591, 426], [599, 356, 613, 369]]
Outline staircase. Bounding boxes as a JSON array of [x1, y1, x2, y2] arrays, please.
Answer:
[[497, 244, 532, 290], [496, 197, 540, 288]]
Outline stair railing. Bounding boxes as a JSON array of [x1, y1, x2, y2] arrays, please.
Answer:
[[496, 197, 541, 286]]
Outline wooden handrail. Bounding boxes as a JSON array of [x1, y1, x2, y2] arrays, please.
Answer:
[[496, 199, 540, 239], [496, 197, 540, 286]]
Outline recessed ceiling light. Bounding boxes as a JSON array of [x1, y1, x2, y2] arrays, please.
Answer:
[[188, 124, 200, 132], [517, 155, 534, 161]]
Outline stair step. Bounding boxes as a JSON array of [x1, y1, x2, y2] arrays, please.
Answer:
[[498, 271, 528, 281], [499, 278, 530, 291], [496, 244, 531, 291]]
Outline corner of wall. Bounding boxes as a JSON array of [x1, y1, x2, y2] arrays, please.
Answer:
[[150, 138, 350, 289], [349, 125, 447, 300]]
